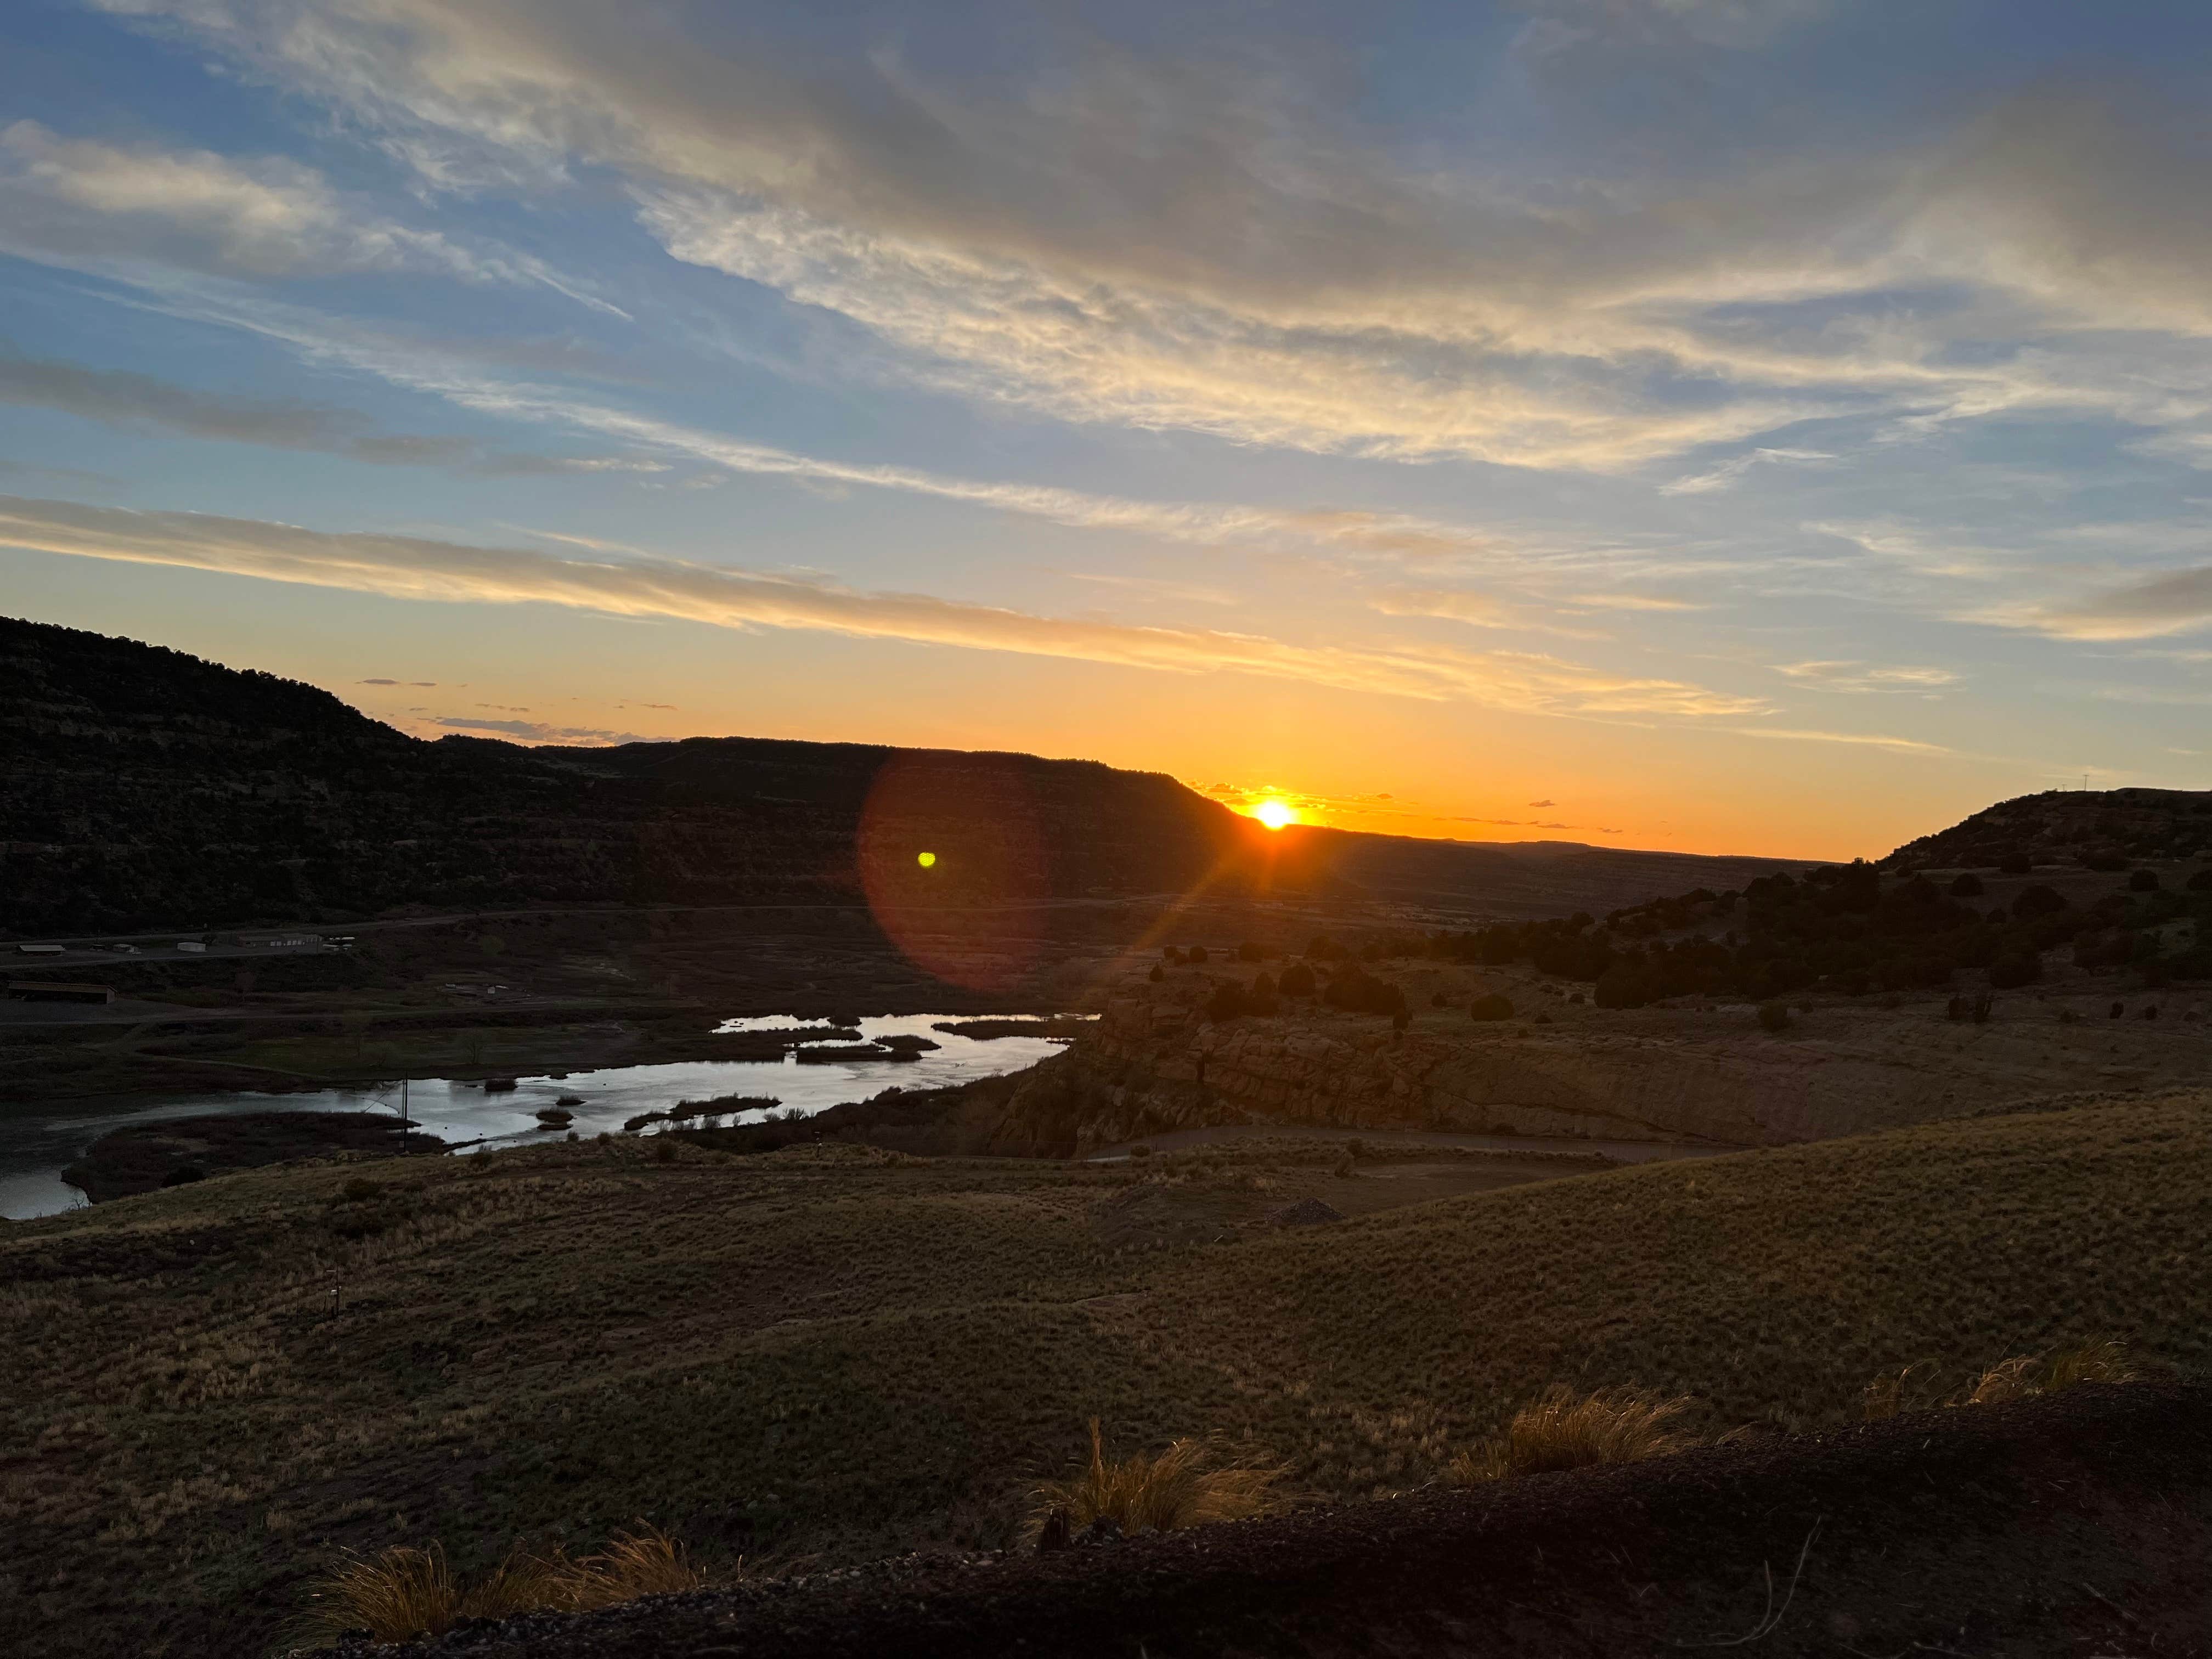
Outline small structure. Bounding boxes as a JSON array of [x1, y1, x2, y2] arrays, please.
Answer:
[[14, 943, 65, 956], [176, 941, 208, 953], [7, 981, 115, 1005]]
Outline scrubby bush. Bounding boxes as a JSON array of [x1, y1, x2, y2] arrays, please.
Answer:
[[1468, 992, 1514, 1022], [2188, 868, 2212, 893], [1323, 963, 1407, 1018], [1988, 953, 2041, 989], [2012, 884, 2069, 921], [1450, 1387, 1694, 1483], [1237, 941, 1265, 962], [1277, 961, 1316, 998], [1949, 872, 1985, 897], [2129, 868, 2162, 892], [1998, 851, 2033, 874], [1187, 945, 1209, 965], [1757, 1001, 1791, 1032], [1163, 946, 1183, 963], [1147, 964, 1164, 982]]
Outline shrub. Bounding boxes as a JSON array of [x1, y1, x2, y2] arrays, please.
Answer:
[[161, 1165, 206, 1188], [1988, 953, 2041, 989], [1129, 1143, 1152, 1159], [1147, 963, 1164, 982], [1949, 872, 1985, 897], [1997, 851, 2032, 874], [1757, 1001, 1791, 1032], [1277, 961, 1316, 998], [1468, 992, 1514, 1022], [1187, 945, 1210, 965], [1451, 1387, 1695, 1482], [1204, 980, 1248, 1022], [1029, 1420, 1288, 1539], [1163, 946, 1183, 963], [337, 1176, 382, 1204], [2012, 884, 2069, 921], [2188, 868, 2212, 893], [1237, 941, 1265, 962], [2129, 868, 2161, 892]]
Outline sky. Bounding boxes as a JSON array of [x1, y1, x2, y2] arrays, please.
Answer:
[[2, 1, 2210, 860]]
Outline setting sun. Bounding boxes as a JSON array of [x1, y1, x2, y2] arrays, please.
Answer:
[[1252, 799, 1297, 831]]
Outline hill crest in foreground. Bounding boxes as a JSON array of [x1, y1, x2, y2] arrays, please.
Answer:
[[307, 1380, 2212, 1659], [3, 1089, 2207, 1656]]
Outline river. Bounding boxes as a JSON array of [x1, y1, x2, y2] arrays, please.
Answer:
[[0, 1013, 1071, 1221]]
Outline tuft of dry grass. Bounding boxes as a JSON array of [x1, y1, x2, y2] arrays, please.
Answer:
[[2045, 1338, 2138, 1390], [290, 1544, 486, 1646], [1859, 1339, 2141, 1419], [546, 1523, 705, 1610], [289, 1526, 702, 1647], [1959, 1355, 2042, 1407], [1029, 1419, 1288, 1538], [1451, 1387, 1696, 1483], [1861, 1361, 1939, 1421]]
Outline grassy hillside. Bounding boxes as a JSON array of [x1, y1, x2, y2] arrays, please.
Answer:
[[3, 1097, 2208, 1655]]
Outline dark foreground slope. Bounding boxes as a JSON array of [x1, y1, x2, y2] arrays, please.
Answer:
[[4, 1094, 2209, 1656], [1, 616, 1792, 934], [314, 1381, 2212, 1659]]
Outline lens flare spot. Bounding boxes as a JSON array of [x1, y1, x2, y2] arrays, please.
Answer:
[[916, 850, 937, 868], [1252, 800, 1297, 831]]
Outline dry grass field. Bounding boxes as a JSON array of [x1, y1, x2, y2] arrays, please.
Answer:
[[3, 1093, 2209, 1656]]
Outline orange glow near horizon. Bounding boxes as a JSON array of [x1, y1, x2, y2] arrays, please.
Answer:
[[1250, 799, 1297, 831]]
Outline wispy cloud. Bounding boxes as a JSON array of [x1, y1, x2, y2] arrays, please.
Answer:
[[0, 492, 1762, 716], [0, 346, 662, 476], [1723, 725, 1950, 755], [1774, 659, 1959, 693], [1659, 447, 1835, 496], [2007, 564, 2212, 641], [86, 3, 2212, 472], [0, 119, 629, 318]]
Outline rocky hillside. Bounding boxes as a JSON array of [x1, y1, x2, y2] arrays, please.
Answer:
[[0, 617, 1796, 934], [1889, 786, 2212, 871]]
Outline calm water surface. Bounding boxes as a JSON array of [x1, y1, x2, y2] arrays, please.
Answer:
[[0, 1013, 1074, 1221]]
